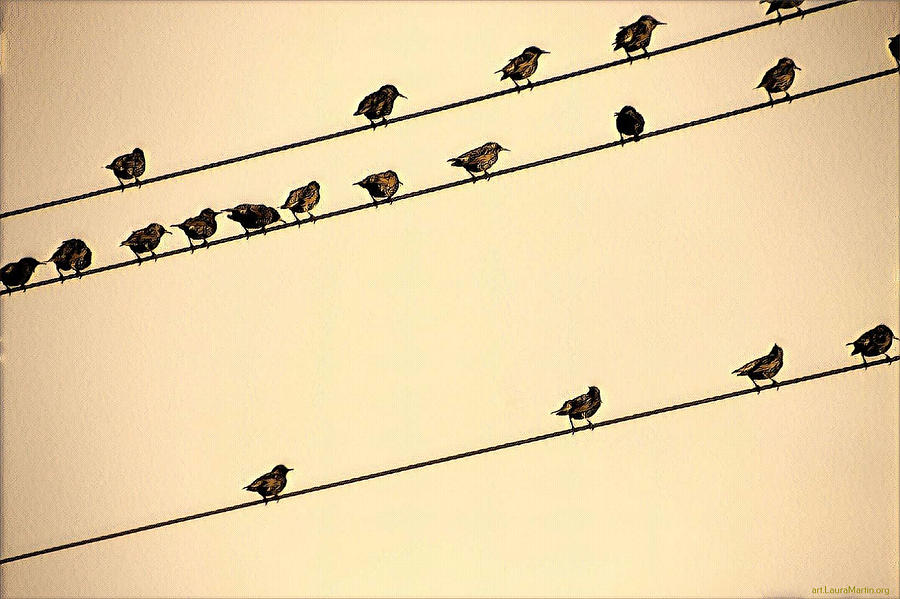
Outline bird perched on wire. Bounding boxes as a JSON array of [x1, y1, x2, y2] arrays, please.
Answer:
[[1, 257, 42, 292], [613, 15, 665, 62], [172, 208, 221, 252], [757, 58, 800, 104], [496, 46, 550, 92], [760, 0, 804, 22], [120, 223, 172, 263], [889, 35, 899, 66], [243, 464, 293, 505], [615, 106, 645, 144], [354, 85, 407, 130], [105, 148, 146, 191], [847, 324, 898, 367], [552, 386, 603, 434], [47, 239, 92, 281], [448, 142, 509, 182], [354, 170, 402, 207], [733, 344, 783, 392], [224, 203, 285, 238], [282, 181, 321, 224]]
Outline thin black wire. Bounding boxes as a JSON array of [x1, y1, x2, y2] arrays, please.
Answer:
[[0, 0, 855, 220], [3, 66, 895, 298], [1, 355, 895, 566]]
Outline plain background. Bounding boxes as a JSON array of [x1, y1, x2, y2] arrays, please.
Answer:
[[1, 1, 898, 597]]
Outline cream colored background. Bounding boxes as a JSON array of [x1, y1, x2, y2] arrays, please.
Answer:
[[1, 1, 898, 597]]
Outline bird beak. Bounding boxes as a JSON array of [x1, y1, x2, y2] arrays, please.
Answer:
[[164, 229, 173, 235], [500, 146, 510, 151], [542, 50, 551, 54], [398, 93, 408, 99], [794, 65, 801, 70], [398, 181, 404, 186], [287, 468, 294, 471], [613, 112, 619, 116], [657, 21, 666, 25], [894, 336, 900, 341]]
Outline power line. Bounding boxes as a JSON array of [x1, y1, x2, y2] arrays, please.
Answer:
[[1, 354, 894, 566], [0, 0, 855, 221], [3, 66, 895, 298]]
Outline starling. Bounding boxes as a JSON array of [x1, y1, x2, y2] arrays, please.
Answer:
[[760, 0, 804, 22], [121, 223, 172, 263], [552, 386, 603, 434], [733, 344, 784, 392], [448, 142, 509, 182], [757, 57, 800, 104], [890, 35, 899, 66], [47, 239, 92, 281], [354, 170, 402, 208], [496, 46, 550, 92], [848, 324, 898, 367], [281, 181, 321, 225], [1, 257, 42, 292], [615, 106, 645, 144], [105, 148, 146, 191], [172, 208, 221, 252], [224, 203, 285, 238], [243, 464, 293, 505], [354, 85, 407, 130], [613, 16, 665, 62]]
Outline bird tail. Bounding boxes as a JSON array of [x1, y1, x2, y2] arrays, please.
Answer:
[[847, 342, 861, 355], [448, 158, 463, 166], [495, 69, 509, 80], [104, 164, 113, 169], [765, 3, 778, 14], [551, 407, 567, 415], [353, 108, 364, 116]]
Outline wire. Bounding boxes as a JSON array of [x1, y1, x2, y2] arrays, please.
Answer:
[[0, 354, 894, 566], [2, 66, 895, 298], [0, 0, 855, 220]]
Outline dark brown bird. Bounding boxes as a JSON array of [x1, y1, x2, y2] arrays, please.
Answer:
[[496, 46, 550, 92], [225, 204, 285, 238], [243, 464, 293, 505], [848, 324, 898, 367], [47, 239, 92, 281], [760, 0, 804, 22], [121, 223, 171, 263], [1, 257, 42, 292], [105, 148, 146, 191], [281, 181, 321, 224], [889, 35, 899, 65], [354, 170, 402, 208], [733, 344, 784, 392], [552, 386, 603, 434], [615, 106, 645, 144], [448, 142, 509, 182], [757, 58, 800, 104], [354, 85, 407, 130], [614, 15, 665, 62], [172, 208, 221, 252]]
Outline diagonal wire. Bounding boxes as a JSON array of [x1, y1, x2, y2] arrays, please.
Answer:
[[0, 0, 855, 220]]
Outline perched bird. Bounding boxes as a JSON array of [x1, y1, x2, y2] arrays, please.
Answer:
[[354, 170, 402, 207], [105, 148, 146, 191], [448, 142, 509, 182], [613, 15, 665, 62], [47, 239, 92, 281], [889, 35, 899, 66], [354, 84, 407, 130], [848, 324, 898, 367], [243, 464, 293, 505], [496, 46, 550, 92], [224, 203, 284, 238], [760, 0, 804, 21], [757, 57, 800, 104], [733, 344, 784, 391], [615, 106, 645, 144], [121, 223, 171, 263], [1, 257, 42, 292], [172, 208, 221, 252], [282, 181, 321, 224], [552, 386, 603, 434]]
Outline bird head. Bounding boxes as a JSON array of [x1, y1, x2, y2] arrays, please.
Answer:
[[588, 386, 602, 401], [18, 257, 42, 270], [132, 147, 144, 158], [779, 57, 800, 70], [640, 15, 665, 27], [381, 84, 407, 99], [771, 344, 783, 357], [149, 223, 171, 236], [199, 208, 221, 219], [307, 180, 321, 190], [488, 142, 510, 152], [272, 465, 293, 475], [618, 105, 637, 116], [523, 46, 549, 56], [873, 324, 896, 339], [890, 34, 899, 43]]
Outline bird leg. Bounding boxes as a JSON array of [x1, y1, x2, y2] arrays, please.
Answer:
[[56, 265, 64, 282], [151, 250, 158, 261], [642, 47, 650, 59], [483, 169, 491, 181], [784, 91, 792, 103], [796, 6, 804, 19], [262, 494, 268, 506], [527, 79, 534, 91], [371, 198, 379, 208], [261, 225, 268, 235], [586, 418, 594, 429], [620, 133, 625, 146], [751, 379, 762, 393], [187, 238, 196, 253], [381, 117, 389, 128], [767, 91, 774, 106], [512, 80, 522, 94], [133, 250, 142, 265], [368, 118, 377, 131], [569, 416, 575, 435], [134, 177, 142, 188], [769, 377, 780, 390], [633, 132, 640, 142], [307, 212, 317, 223], [116, 177, 125, 192], [243, 227, 250, 239], [203, 239, 210, 249], [861, 355, 868, 368], [468, 171, 478, 183]]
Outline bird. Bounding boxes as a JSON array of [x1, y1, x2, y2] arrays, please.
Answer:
[[243, 464, 293, 505], [760, 0, 804, 22], [757, 57, 800, 104], [281, 181, 321, 225], [496, 46, 549, 92], [224, 203, 285, 238], [47, 239, 92, 281], [613, 15, 665, 62], [847, 324, 898, 367], [354, 170, 402, 208], [889, 35, 899, 66], [733, 344, 784, 392], [105, 148, 146, 191], [615, 106, 645, 144], [120, 223, 172, 263], [172, 208, 221, 252], [448, 142, 509, 182], [1, 257, 42, 292], [552, 386, 603, 434], [354, 85, 407, 130]]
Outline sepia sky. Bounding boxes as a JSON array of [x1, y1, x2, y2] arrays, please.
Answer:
[[1, 1, 898, 597]]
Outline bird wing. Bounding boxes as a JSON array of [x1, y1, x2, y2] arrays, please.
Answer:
[[121, 229, 146, 246], [552, 399, 575, 415], [614, 24, 635, 48], [757, 65, 778, 89], [245, 473, 271, 492], [733, 356, 764, 375], [355, 90, 382, 115]]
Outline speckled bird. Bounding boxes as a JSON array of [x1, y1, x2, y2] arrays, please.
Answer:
[[760, 0, 804, 21], [121, 223, 171, 263], [552, 386, 603, 434], [614, 15, 665, 61], [354, 170, 402, 207], [615, 106, 645, 144], [496, 46, 549, 92], [889, 35, 899, 65], [448, 142, 509, 182], [848, 324, 898, 367], [757, 57, 800, 104], [172, 208, 221, 252], [47, 239, 92, 281], [733, 344, 784, 392], [282, 181, 321, 224], [1, 257, 42, 292], [354, 85, 407, 130], [243, 464, 293, 505], [105, 148, 146, 191], [225, 203, 284, 238]]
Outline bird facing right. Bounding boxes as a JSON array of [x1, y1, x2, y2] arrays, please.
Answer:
[[757, 58, 800, 104], [733, 344, 784, 392], [47, 239, 92, 281], [890, 35, 899, 65], [243, 464, 293, 505], [105, 147, 146, 191], [225, 203, 284, 238], [552, 386, 603, 434], [354, 85, 407, 130], [1, 257, 42, 292], [172, 208, 221, 252], [613, 15, 665, 62], [615, 106, 645, 144], [496, 46, 550, 92], [121, 223, 172, 263], [448, 142, 509, 182], [354, 170, 402, 207], [848, 324, 898, 367], [282, 181, 321, 224], [760, 0, 804, 22]]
